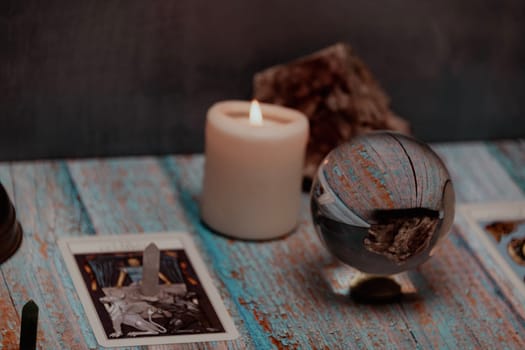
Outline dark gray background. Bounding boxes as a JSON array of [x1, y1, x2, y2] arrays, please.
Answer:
[[1, 0, 524, 160]]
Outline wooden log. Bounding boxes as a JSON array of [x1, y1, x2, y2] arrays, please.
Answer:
[[253, 43, 410, 180]]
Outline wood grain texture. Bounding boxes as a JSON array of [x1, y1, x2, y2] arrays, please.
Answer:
[[68, 157, 251, 350], [0, 162, 97, 349], [68, 157, 191, 235], [433, 142, 524, 202], [0, 270, 20, 349], [162, 145, 525, 349], [164, 156, 420, 349], [0, 141, 524, 349], [487, 140, 525, 191], [0, 166, 19, 349]]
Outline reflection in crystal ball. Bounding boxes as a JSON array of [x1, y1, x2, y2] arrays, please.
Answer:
[[311, 132, 455, 275]]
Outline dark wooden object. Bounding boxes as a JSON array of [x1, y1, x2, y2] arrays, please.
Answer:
[[0, 183, 22, 264], [254, 43, 410, 179]]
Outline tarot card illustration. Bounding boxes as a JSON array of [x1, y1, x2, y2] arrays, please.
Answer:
[[460, 201, 525, 299], [59, 233, 238, 347]]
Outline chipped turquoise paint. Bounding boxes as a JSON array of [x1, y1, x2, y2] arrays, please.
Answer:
[[432, 143, 524, 202], [68, 158, 191, 234], [51, 162, 144, 350], [333, 164, 342, 177], [342, 159, 359, 183], [45, 162, 99, 349], [160, 157, 273, 350], [366, 165, 387, 186], [163, 157, 425, 349], [358, 148, 371, 160], [486, 142, 525, 191], [3, 142, 525, 349], [0, 163, 100, 349], [452, 232, 525, 334], [58, 162, 96, 235]]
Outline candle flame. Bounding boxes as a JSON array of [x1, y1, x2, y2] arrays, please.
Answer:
[[249, 100, 263, 126]]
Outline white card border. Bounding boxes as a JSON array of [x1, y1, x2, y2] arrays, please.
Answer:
[[58, 232, 239, 347], [459, 201, 525, 300]]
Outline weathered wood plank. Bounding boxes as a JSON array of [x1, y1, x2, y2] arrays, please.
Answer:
[[163, 145, 525, 349], [0, 162, 98, 349], [436, 143, 525, 310], [68, 157, 190, 234], [1, 141, 524, 349], [434, 141, 525, 329], [0, 260, 20, 349], [0, 164, 20, 349], [405, 230, 525, 348], [68, 157, 250, 350], [487, 140, 525, 190], [165, 156, 423, 349], [432, 142, 524, 202]]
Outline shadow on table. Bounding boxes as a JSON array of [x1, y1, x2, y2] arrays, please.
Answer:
[[303, 255, 431, 306]]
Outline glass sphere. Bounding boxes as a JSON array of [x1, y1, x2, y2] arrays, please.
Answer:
[[311, 132, 455, 275]]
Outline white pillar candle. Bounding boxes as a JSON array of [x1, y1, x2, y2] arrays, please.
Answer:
[[201, 100, 309, 240]]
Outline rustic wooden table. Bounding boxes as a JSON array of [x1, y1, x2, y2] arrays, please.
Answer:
[[1, 140, 525, 349]]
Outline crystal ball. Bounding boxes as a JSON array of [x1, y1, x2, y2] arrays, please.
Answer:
[[311, 132, 455, 275]]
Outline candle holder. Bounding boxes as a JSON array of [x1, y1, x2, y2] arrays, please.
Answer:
[[0, 182, 23, 264], [310, 132, 455, 302]]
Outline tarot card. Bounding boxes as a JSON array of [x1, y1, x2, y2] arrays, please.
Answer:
[[460, 201, 525, 298], [58, 232, 239, 347]]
